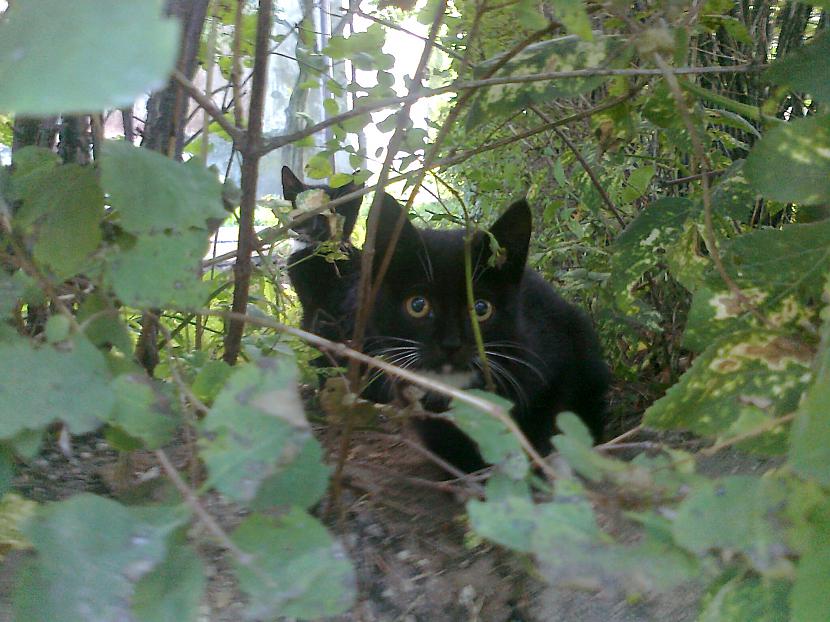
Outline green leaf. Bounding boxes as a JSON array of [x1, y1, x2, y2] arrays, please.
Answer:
[[672, 476, 788, 572], [621, 165, 655, 202], [132, 543, 205, 622], [698, 573, 790, 622], [329, 172, 354, 189], [12, 163, 104, 278], [199, 355, 311, 503], [789, 275, 830, 486], [0, 271, 23, 319], [710, 160, 759, 221], [551, 0, 593, 40], [14, 495, 184, 622], [467, 495, 537, 553], [0, 446, 13, 497], [305, 154, 333, 180], [767, 31, 830, 104], [77, 293, 133, 355], [606, 197, 694, 324], [744, 114, 830, 205], [108, 374, 179, 450], [0, 336, 113, 438], [644, 329, 811, 443], [105, 229, 211, 309], [101, 141, 226, 234], [232, 509, 356, 620], [0, 0, 179, 115], [466, 35, 624, 130], [791, 544, 830, 622], [445, 390, 528, 477], [252, 437, 330, 510], [44, 315, 71, 344], [191, 359, 233, 405]]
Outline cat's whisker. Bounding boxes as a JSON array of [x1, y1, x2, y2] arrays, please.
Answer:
[[485, 358, 528, 408], [484, 350, 547, 383]]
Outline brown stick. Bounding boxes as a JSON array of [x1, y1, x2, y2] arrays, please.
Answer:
[[223, 0, 273, 365]]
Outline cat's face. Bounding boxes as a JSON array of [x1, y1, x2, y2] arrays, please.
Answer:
[[281, 166, 363, 241], [367, 196, 532, 393]]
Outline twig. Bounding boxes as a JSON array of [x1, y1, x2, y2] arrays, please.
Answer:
[[171, 69, 245, 145], [155, 449, 253, 565], [597, 424, 643, 447], [530, 104, 626, 228], [258, 63, 766, 156], [653, 52, 771, 328], [223, 0, 273, 365]]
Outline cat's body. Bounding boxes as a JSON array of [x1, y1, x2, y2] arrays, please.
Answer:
[[283, 167, 609, 471]]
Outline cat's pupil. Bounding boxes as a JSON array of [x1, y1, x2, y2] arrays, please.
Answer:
[[474, 299, 490, 317], [410, 297, 426, 313]]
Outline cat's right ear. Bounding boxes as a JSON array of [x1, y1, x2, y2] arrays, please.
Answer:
[[281, 166, 305, 202], [374, 193, 423, 275]]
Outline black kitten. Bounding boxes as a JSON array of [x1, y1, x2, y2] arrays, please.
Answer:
[[282, 166, 610, 472]]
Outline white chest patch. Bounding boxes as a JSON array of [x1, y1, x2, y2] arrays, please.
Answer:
[[419, 369, 477, 390], [290, 238, 314, 253]]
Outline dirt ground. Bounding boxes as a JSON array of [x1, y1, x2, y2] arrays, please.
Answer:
[[0, 402, 775, 622]]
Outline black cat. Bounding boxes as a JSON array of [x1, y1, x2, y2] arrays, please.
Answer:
[[282, 166, 610, 472]]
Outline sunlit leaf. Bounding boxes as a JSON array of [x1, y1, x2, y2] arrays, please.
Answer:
[[0, 0, 178, 115], [108, 374, 179, 450], [767, 31, 830, 104]]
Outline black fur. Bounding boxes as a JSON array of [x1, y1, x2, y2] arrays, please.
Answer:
[[283, 166, 610, 472]]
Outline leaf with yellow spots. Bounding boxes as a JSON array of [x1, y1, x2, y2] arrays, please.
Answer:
[[644, 329, 813, 446]]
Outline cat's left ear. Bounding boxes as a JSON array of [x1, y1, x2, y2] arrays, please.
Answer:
[[281, 166, 306, 202], [486, 198, 532, 281]]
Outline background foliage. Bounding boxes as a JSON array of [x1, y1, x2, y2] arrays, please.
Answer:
[[0, 0, 828, 619]]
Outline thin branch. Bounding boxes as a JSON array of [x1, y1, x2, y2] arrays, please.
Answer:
[[529, 104, 626, 227], [202, 86, 646, 270], [155, 449, 253, 565], [653, 52, 771, 328], [171, 69, 246, 145], [258, 63, 766, 156], [223, 0, 273, 365]]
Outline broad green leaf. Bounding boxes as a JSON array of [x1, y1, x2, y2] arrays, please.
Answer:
[[767, 31, 830, 104], [550, 0, 593, 40], [789, 275, 830, 486], [232, 509, 356, 620], [445, 391, 528, 477], [199, 355, 310, 503], [252, 437, 330, 510], [0, 492, 37, 554], [305, 154, 333, 180], [105, 229, 211, 309], [44, 315, 71, 344], [467, 495, 538, 553], [466, 35, 624, 130], [0, 0, 178, 115], [132, 543, 205, 622], [606, 197, 694, 325], [665, 220, 709, 293], [672, 476, 789, 572], [100, 141, 226, 234], [0, 336, 113, 438], [791, 544, 830, 622], [698, 573, 790, 622], [644, 329, 811, 443], [191, 359, 233, 405], [108, 374, 179, 450], [14, 495, 183, 622], [12, 163, 104, 278], [744, 114, 830, 205], [683, 219, 830, 351], [710, 160, 759, 221], [76, 293, 133, 355], [621, 165, 655, 202]]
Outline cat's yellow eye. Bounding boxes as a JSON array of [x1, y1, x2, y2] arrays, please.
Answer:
[[473, 299, 494, 321], [404, 295, 431, 319]]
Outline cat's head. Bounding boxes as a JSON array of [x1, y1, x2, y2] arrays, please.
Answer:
[[366, 194, 532, 394], [281, 166, 364, 241]]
